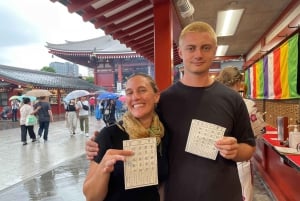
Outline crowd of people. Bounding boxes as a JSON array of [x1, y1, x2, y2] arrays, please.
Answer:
[[12, 89, 125, 146], [0, 99, 20, 121], [64, 96, 120, 137], [95, 98, 125, 125]]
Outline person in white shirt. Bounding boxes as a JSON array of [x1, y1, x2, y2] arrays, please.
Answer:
[[11, 99, 20, 122], [20, 97, 37, 145], [77, 96, 89, 137]]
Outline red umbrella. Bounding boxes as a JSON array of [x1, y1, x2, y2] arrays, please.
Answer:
[[118, 95, 126, 102]]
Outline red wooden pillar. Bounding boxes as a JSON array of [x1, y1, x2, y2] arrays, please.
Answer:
[[57, 89, 61, 115], [153, 0, 173, 91], [117, 64, 122, 83], [93, 66, 98, 87]]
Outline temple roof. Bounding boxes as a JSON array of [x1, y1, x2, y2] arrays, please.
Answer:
[[0, 65, 102, 91], [46, 35, 137, 55]]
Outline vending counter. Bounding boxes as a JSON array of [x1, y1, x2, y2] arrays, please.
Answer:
[[252, 126, 300, 201]]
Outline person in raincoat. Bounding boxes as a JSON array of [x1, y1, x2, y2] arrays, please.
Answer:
[[95, 99, 103, 121]]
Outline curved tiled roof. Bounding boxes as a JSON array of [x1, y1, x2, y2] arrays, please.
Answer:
[[46, 35, 136, 55], [0, 65, 103, 91]]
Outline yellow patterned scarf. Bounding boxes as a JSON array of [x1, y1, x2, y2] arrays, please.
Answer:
[[120, 111, 164, 145]]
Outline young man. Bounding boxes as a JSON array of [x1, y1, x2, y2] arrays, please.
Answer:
[[77, 96, 90, 137], [33, 96, 53, 142], [85, 21, 256, 201]]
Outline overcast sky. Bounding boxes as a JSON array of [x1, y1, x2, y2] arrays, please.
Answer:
[[0, 0, 105, 75]]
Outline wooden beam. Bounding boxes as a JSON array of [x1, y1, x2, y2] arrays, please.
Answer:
[[82, 0, 129, 22], [104, 9, 153, 34], [94, 0, 151, 29], [153, 0, 173, 90]]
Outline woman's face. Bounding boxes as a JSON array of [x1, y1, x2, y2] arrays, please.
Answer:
[[125, 76, 159, 121]]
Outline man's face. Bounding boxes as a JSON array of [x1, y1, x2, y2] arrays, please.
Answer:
[[178, 32, 217, 75]]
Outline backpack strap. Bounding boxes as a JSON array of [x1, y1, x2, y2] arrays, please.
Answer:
[[116, 120, 125, 131]]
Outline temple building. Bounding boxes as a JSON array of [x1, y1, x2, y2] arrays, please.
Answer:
[[0, 65, 102, 115], [46, 35, 156, 92]]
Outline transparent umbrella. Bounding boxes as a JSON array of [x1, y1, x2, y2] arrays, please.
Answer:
[[64, 90, 90, 102], [9, 95, 36, 102], [9, 95, 20, 101]]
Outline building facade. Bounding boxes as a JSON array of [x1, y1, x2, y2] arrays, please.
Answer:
[[0, 65, 103, 115], [50, 62, 79, 77], [46, 36, 154, 92]]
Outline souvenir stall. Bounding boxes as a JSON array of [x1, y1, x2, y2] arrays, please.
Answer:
[[245, 32, 300, 201]]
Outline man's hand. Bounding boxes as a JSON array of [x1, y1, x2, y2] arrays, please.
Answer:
[[215, 137, 238, 160], [215, 136, 255, 161], [86, 131, 100, 160]]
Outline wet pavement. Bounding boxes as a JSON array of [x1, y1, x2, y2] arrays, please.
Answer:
[[0, 115, 104, 200], [0, 116, 276, 201], [0, 155, 88, 201]]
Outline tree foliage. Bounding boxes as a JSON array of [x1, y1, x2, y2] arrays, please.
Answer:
[[85, 76, 94, 84], [41, 66, 56, 73]]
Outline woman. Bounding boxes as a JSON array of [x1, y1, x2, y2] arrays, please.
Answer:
[[103, 99, 117, 126], [83, 73, 168, 201], [216, 66, 262, 201], [65, 99, 78, 135], [95, 99, 103, 121], [20, 97, 37, 145]]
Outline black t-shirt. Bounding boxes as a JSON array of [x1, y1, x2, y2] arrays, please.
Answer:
[[66, 104, 76, 112], [94, 124, 168, 201], [34, 101, 51, 122], [157, 81, 255, 201]]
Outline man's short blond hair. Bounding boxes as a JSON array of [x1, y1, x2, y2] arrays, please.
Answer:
[[179, 21, 217, 46]]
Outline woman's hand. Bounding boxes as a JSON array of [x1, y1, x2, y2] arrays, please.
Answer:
[[99, 149, 134, 173]]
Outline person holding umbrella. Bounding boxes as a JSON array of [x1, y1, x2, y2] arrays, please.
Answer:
[[77, 96, 90, 137], [33, 96, 54, 142], [20, 97, 37, 145], [89, 97, 95, 116], [65, 99, 78, 135], [103, 99, 117, 126]]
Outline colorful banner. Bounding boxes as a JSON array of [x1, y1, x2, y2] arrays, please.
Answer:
[[245, 33, 299, 99]]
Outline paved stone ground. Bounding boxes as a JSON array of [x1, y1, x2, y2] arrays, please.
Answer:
[[0, 155, 88, 201]]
